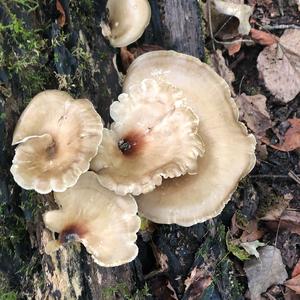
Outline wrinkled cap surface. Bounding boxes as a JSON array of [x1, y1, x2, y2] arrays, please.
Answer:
[[123, 50, 256, 226], [43, 171, 140, 267], [11, 90, 103, 194], [101, 0, 151, 47], [90, 78, 204, 195]]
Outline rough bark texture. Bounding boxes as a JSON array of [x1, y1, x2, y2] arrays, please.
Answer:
[[0, 0, 205, 299]]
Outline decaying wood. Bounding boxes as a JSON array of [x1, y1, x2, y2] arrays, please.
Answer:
[[0, 0, 205, 299]]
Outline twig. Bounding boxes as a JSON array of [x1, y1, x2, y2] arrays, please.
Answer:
[[207, 0, 216, 52], [238, 75, 245, 96], [213, 38, 254, 45], [249, 174, 299, 179], [288, 171, 300, 185], [262, 24, 300, 30]]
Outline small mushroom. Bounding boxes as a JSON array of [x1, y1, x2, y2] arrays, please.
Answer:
[[123, 50, 256, 226], [11, 90, 103, 194], [101, 0, 151, 47], [90, 78, 204, 196], [43, 171, 140, 267]]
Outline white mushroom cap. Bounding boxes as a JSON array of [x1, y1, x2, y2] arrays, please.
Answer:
[[123, 51, 256, 226], [101, 0, 151, 47], [90, 78, 204, 196], [11, 90, 103, 194], [43, 171, 140, 267]]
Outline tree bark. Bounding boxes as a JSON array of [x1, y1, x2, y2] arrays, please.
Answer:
[[0, 0, 205, 299]]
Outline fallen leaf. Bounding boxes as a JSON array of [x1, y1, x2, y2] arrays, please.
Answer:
[[244, 246, 288, 299], [120, 47, 135, 73], [257, 29, 300, 103], [148, 275, 179, 300], [213, 0, 254, 35], [226, 231, 251, 261], [210, 50, 236, 96], [262, 119, 300, 152], [263, 210, 300, 236], [236, 93, 272, 138], [250, 28, 278, 46], [151, 243, 169, 272], [56, 0, 66, 27], [240, 219, 265, 243], [285, 274, 300, 294], [120, 45, 164, 72], [292, 260, 300, 278], [240, 240, 265, 258], [225, 42, 242, 56], [184, 267, 212, 300]]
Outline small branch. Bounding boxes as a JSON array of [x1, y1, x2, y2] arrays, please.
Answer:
[[288, 171, 300, 185], [249, 174, 300, 180], [262, 24, 300, 30], [207, 0, 216, 52]]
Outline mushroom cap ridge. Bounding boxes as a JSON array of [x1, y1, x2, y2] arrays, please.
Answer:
[[123, 50, 256, 226]]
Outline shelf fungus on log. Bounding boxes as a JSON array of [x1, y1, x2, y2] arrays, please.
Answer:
[[101, 0, 151, 47], [43, 171, 140, 267], [122, 50, 256, 226], [90, 78, 205, 196], [11, 90, 103, 194]]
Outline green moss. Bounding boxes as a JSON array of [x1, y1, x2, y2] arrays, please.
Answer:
[[226, 232, 250, 261], [102, 283, 151, 300], [256, 192, 282, 218], [235, 210, 249, 229], [0, 292, 18, 300]]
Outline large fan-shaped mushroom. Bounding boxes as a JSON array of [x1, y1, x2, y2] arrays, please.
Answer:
[[123, 50, 256, 226], [43, 171, 140, 267], [11, 90, 103, 194]]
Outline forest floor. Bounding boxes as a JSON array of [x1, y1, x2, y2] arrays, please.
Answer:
[[0, 0, 300, 299]]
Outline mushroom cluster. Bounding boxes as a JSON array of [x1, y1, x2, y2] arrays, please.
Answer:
[[11, 51, 255, 267]]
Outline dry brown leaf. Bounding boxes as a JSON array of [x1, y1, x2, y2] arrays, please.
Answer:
[[120, 45, 164, 72], [264, 210, 300, 235], [257, 29, 300, 103], [149, 275, 179, 300], [250, 28, 278, 46], [225, 42, 242, 56], [240, 220, 265, 243], [211, 49, 236, 96], [120, 47, 135, 72], [285, 274, 300, 294], [184, 267, 212, 300], [292, 260, 300, 278], [236, 93, 272, 138], [56, 0, 66, 27], [262, 119, 300, 152]]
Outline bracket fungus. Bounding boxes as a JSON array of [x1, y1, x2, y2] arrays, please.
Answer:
[[101, 0, 151, 47], [90, 78, 204, 196], [122, 50, 256, 226], [11, 90, 103, 194], [43, 171, 140, 267]]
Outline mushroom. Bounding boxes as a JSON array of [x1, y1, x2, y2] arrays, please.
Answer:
[[11, 90, 103, 194], [123, 50, 256, 226], [90, 78, 204, 196], [101, 0, 151, 47], [43, 171, 140, 267]]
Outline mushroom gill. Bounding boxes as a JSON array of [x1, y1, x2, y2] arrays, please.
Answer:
[[90, 78, 205, 196], [11, 90, 103, 194], [123, 50, 256, 226], [43, 171, 140, 267]]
